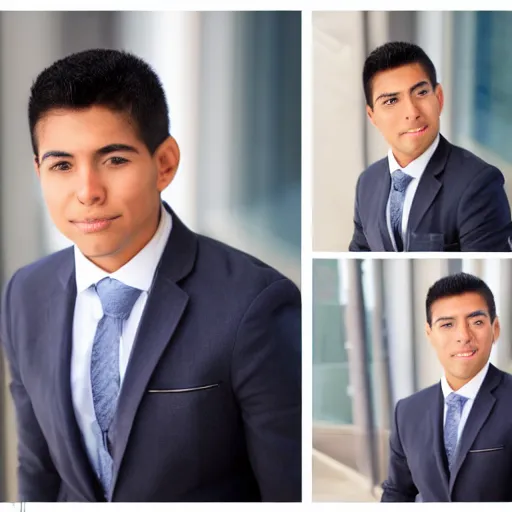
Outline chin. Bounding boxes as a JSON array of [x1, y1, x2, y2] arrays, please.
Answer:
[[79, 243, 122, 259]]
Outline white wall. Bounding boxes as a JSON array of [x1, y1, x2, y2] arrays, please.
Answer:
[[312, 12, 366, 252]]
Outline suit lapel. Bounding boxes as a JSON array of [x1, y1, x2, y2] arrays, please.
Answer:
[[429, 384, 450, 498], [449, 364, 502, 496], [407, 135, 451, 237], [48, 251, 104, 501], [109, 204, 198, 498], [376, 163, 395, 251]]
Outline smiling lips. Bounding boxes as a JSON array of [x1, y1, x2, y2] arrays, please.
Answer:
[[72, 216, 120, 234], [401, 125, 428, 136], [452, 350, 477, 359]]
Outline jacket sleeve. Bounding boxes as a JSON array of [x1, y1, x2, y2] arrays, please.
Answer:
[[458, 165, 512, 251], [381, 399, 418, 502], [349, 175, 371, 251], [0, 271, 61, 501], [231, 278, 301, 502]]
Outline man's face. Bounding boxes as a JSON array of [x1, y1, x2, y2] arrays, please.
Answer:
[[426, 292, 499, 390], [34, 105, 179, 272], [366, 63, 444, 167]]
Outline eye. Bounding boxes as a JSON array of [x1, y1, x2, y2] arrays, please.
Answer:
[[440, 322, 453, 329], [417, 89, 429, 96], [383, 97, 398, 106], [473, 320, 484, 326], [107, 156, 129, 166], [50, 161, 72, 172]]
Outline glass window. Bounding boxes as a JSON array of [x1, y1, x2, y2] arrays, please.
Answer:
[[453, 12, 512, 164], [313, 259, 352, 424]]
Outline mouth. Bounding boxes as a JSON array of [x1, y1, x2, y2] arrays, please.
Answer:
[[401, 125, 428, 136], [451, 349, 477, 359], [71, 215, 120, 234]]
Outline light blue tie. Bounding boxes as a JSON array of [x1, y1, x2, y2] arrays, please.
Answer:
[[90, 277, 142, 496], [444, 392, 469, 471], [390, 170, 413, 251]]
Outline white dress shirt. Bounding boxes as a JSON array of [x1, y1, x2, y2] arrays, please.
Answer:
[[440, 362, 490, 446], [70, 205, 172, 478], [386, 133, 440, 250]]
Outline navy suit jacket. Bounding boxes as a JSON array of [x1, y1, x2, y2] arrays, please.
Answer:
[[382, 364, 512, 502], [0, 204, 301, 502], [349, 135, 512, 251]]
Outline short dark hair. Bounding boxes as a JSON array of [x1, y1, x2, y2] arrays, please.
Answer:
[[29, 48, 170, 157], [363, 41, 438, 109], [426, 272, 496, 327]]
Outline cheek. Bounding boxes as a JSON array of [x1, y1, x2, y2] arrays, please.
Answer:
[[108, 170, 158, 212], [40, 178, 68, 213], [433, 336, 452, 357], [375, 115, 398, 138], [424, 101, 440, 120]]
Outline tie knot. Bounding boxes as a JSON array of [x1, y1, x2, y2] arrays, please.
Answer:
[[391, 169, 413, 193], [94, 278, 142, 320], [445, 392, 468, 410]]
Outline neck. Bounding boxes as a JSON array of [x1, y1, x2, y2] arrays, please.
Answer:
[[445, 375, 468, 392]]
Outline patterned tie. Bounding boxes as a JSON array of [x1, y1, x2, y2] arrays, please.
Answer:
[[90, 277, 142, 496], [444, 392, 469, 471], [390, 170, 413, 251]]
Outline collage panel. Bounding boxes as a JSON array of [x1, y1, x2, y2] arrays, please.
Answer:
[[312, 257, 512, 503], [313, 10, 512, 253], [0, 11, 301, 503]]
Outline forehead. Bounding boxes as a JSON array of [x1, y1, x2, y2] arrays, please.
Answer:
[[430, 292, 489, 320], [35, 106, 143, 154], [371, 62, 431, 100]]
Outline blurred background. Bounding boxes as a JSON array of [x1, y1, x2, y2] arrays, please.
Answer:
[[312, 258, 512, 502], [0, 11, 301, 501], [313, 11, 512, 251]]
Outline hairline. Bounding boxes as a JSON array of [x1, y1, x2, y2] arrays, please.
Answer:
[[366, 61, 438, 109], [31, 103, 160, 158], [426, 290, 496, 327]]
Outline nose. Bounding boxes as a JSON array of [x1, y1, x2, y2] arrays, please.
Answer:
[[404, 96, 421, 121], [456, 322, 471, 344], [76, 165, 106, 206]]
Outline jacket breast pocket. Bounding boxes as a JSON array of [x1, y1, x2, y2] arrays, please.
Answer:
[[145, 382, 223, 410], [468, 446, 505, 454], [406, 232, 445, 251], [147, 383, 220, 394]]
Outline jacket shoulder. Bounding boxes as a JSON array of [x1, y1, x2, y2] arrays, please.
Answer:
[[359, 156, 388, 183], [7, 246, 73, 293], [446, 140, 498, 175], [194, 233, 296, 291], [397, 383, 439, 416]]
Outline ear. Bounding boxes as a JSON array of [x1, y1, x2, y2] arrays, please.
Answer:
[[154, 136, 180, 192], [366, 104, 376, 126], [34, 156, 41, 179], [434, 83, 444, 115], [492, 316, 501, 343]]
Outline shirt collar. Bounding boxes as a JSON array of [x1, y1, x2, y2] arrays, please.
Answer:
[[74, 203, 172, 293], [441, 361, 490, 401], [387, 132, 440, 180]]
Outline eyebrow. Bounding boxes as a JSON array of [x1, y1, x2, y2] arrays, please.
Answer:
[[40, 143, 139, 163], [433, 310, 489, 325], [374, 80, 431, 105]]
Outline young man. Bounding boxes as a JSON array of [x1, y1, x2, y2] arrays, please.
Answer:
[[0, 49, 301, 502], [349, 41, 512, 252], [382, 273, 512, 502]]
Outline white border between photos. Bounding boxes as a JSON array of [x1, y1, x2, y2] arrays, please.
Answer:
[[313, 252, 512, 260], [301, 8, 313, 507], [0, 1, 510, 10], [4, 501, 512, 510]]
